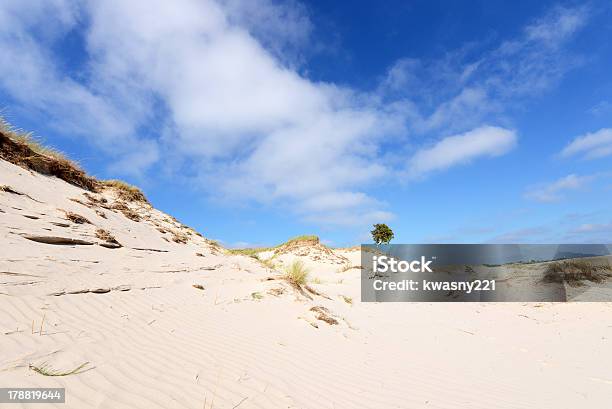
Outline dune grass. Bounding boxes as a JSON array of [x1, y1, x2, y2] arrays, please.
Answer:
[[1, 118, 73, 163], [283, 260, 309, 287], [285, 235, 319, 244], [29, 361, 90, 376], [101, 179, 147, 202], [543, 259, 612, 286]]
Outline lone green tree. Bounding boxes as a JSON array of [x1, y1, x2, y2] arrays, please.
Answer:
[[371, 223, 394, 246]]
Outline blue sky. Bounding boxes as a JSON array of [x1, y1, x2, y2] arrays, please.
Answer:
[[1, 0, 612, 247]]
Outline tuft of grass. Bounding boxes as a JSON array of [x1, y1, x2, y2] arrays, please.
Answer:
[[283, 260, 309, 287], [337, 264, 354, 273], [543, 259, 612, 286], [251, 292, 263, 300], [29, 361, 90, 376], [101, 180, 147, 202], [341, 295, 353, 304], [311, 277, 323, 284]]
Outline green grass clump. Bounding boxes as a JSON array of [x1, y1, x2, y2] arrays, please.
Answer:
[[101, 180, 147, 202], [283, 260, 309, 287], [29, 361, 90, 376]]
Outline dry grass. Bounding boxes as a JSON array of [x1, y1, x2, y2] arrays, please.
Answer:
[[543, 259, 612, 286], [309, 306, 338, 325], [29, 361, 90, 376], [283, 260, 309, 287], [111, 202, 141, 221], [0, 117, 97, 191], [95, 228, 119, 245], [101, 180, 147, 202], [341, 295, 353, 304], [171, 230, 189, 244], [64, 211, 91, 224]]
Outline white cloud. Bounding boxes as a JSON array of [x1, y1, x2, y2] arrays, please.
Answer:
[[560, 128, 612, 159], [407, 126, 517, 178], [524, 174, 595, 202], [0, 1, 590, 228]]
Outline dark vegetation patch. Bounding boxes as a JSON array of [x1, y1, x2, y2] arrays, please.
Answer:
[[95, 228, 120, 246], [64, 211, 91, 224], [543, 260, 612, 287]]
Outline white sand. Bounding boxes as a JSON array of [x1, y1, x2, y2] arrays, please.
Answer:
[[1, 159, 612, 408]]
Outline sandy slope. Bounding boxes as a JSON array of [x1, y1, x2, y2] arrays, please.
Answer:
[[2, 159, 612, 408]]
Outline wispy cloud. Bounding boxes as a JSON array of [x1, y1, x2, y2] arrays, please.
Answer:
[[524, 174, 596, 202], [407, 126, 517, 179], [560, 128, 612, 160]]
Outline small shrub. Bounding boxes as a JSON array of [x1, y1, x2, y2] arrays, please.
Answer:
[[283, 260, 309, 287]]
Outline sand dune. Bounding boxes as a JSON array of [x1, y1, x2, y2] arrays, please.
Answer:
[[2, 156, 612, 408]]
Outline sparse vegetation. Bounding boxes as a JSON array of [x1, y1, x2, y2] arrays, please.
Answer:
[[111, 202, 141, 221], [64, 211, 91, 224], [171, 231, 189, 244], [0, 117, 97, 190], [95, 228, 119, 245], [310, 306, 338, 325], [101, 180, 147, 202], [337, 263, 354, 273], [543, 259, 612, 286], [341, 295, 353, 304], [29, 361, 90, 376], [283, 260, 309, 287], [285, 235, 319, 245], [251, 292, 263, 300]]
